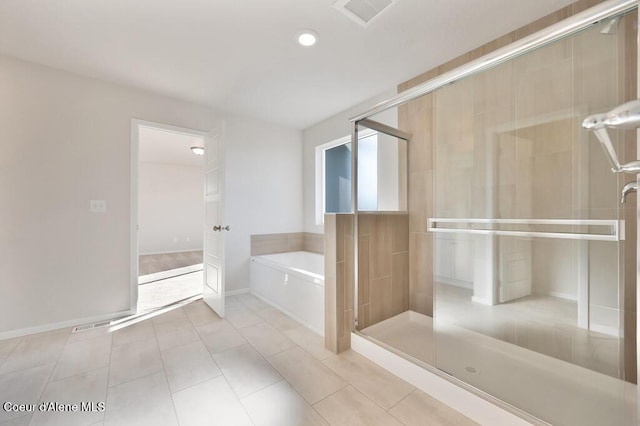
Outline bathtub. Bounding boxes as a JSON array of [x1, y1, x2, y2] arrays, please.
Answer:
[[250, 251, 324, 335]]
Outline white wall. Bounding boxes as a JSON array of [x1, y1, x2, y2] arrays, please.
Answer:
[[0, 54, 302, 336], [224, 114, 303, 291], [138, 162, 204, 254], [302, 90, 397, 233]]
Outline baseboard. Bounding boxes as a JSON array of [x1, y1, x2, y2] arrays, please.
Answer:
[[435, 276, 473, 290], [471, 296, 494, 306], [0, 309, 135, 341], [139, 248, 203, 256], [541, 291, 577, 301], [226, 288, 250, 296], [351, 333, 534, 426]]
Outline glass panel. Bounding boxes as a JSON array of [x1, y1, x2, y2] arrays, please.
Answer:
[[358, 135, 378, 210], [431, 11, 636, 425], [355, 9, 638, 426], [356, 121, 408, 213], [324, 143, 352, 213]]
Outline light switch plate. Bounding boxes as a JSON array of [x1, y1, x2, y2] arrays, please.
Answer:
[[90, 200, 107, 213]]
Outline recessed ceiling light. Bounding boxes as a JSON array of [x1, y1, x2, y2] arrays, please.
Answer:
[[297, 30, 319, 47], [190, 146, 204, 156]]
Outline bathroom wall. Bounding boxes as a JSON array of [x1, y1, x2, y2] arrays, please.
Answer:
[[324, 214, 355, 353], [0, 54, 303, 337], [357, 213, 409, 329], [138, 162, 204, 255], [250, 232, 323, 255]]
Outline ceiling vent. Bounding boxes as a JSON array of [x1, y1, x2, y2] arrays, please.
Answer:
[[333, 0, 395, 27]]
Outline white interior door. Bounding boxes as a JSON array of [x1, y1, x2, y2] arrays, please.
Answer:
[[203, 129, 226, 317]]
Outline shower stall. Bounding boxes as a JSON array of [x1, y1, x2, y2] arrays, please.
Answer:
[[344, 0, 640, 424]]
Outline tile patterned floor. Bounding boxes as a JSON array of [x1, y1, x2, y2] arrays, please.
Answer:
[[0, 294, 477, 426], [138, 251, 203, 276]]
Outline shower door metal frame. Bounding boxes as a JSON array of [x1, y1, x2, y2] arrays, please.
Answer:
[[348, 0, 640, 420], [351, 118, 411, 329]]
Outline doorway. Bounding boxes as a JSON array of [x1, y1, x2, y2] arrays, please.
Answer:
[[132, 121, 207, 313]]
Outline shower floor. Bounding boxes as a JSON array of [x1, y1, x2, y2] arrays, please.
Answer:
[[362, 310, 637, 426]]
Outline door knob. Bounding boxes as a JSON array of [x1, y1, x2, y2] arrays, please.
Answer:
[[213, 225, 230, 232]]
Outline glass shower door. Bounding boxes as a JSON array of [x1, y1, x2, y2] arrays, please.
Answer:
[[431, 10, 637, 426]]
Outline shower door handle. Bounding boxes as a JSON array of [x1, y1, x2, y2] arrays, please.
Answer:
[[213, 225, 230, 232]]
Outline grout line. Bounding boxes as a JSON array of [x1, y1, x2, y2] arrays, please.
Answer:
[[29, 330, 72, 420], [151, 315, 181, 426], [106, 338, 163, 389]]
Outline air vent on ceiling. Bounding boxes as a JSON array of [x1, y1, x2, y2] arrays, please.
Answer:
[[333, 0, 395, 27]]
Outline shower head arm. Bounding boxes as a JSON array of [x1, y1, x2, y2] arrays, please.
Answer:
[[582, 99, 640, 174], [592, 127, 622, 173]]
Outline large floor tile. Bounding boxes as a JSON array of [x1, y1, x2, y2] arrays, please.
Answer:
[[388, 389, 479, 426], [237, 293, 271, 312], [239, 322, 296, 357], [0, 336, 23, 358], [267, 347, 347, 404], [213, 344, 281, 397], [314, 386, 403, 426], [196, 321, 246, 355], [104, 371, 177, 426], [323, 350, 414, 410], [51, 335, 112, 381], [241, 380, 327, 426], [1, 415, 32, 425], [225, 308, 263, 329], [153, 317, 199, 351], [30, 367, 108, 426], [0, 332, 68, 375], [0, 364, 54, 422], [225, 296, 247, 312], [151, 307, 188, 325], [66, 327, 111, 344], [161, 341, 221, 392], [283, 326, 334, 360], [183, 301, 222, 327], [256, 308, 300, 332], [111, 320, 155, 347], [172, 376, 252, 426], [108, 338, 163, 387]]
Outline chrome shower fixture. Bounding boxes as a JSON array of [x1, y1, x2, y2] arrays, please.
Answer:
[[621, 181, 637, 204], [600, 16, 620, 35], [582, 99, 640, 174]]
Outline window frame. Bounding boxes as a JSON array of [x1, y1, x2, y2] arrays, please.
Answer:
[[315, 128, 376, 225]]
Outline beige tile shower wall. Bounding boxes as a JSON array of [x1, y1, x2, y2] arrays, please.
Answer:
[[324, 214, 354, 353], [398, 0, 637, 382], [250, 232, 324, 255], [398, 0, 612, 318], [303, 232, 324, 254], [250, 233, 304, 255], [357, 213, 409, 329]]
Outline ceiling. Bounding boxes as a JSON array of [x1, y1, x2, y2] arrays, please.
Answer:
[[0, 0, 576, 130], [139, 126, 204, 167]]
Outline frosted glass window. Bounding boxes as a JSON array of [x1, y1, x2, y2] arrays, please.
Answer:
[[318, 132, 379, 220], [325, 143, 352, 213]]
